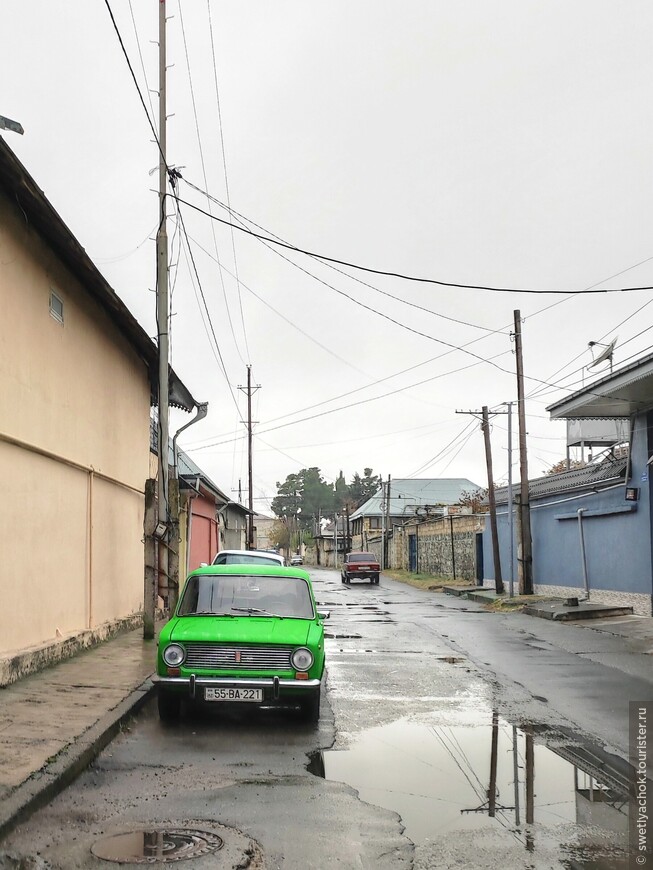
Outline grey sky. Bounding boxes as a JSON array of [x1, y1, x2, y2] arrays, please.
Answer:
[[4, 1, 653, 512]]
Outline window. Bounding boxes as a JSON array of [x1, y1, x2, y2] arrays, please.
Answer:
[[368, 517, 382, 529], [49, 290, 64, 323]]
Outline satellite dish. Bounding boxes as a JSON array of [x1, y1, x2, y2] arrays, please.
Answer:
[[588, 336, 618, 370]]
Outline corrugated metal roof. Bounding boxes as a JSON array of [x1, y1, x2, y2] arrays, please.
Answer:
[[350, 478, 480, 520], [547, 350, 653, 420], [492, 456, 628, 505], [0, 136, 195, 411]]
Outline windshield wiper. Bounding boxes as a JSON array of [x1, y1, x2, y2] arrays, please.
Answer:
[[231, 607, 283, 618], [184, 610, 236, 617]]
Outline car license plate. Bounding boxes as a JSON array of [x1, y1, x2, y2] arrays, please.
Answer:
[[205, 687, 263, 702]]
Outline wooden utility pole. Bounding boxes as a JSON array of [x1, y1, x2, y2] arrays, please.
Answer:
[[456, 408, 504, 593], [513, 311, 534, 595], [385, 474, 391, 569], [482, 406, 503, 594], [238, 366, 260, 549]]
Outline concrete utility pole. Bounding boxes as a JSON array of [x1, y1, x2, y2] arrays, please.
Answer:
[[456, 408, 505, 594], [238, 366, 260, 549], [513, 310, 534, 595], [156, 0, 170, 608]]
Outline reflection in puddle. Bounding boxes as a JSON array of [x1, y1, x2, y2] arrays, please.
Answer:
[[309, 713, 633, 867]]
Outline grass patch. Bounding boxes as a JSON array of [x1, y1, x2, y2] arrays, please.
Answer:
[[383, 569, 475, 592], [484, 594, 556, 612]]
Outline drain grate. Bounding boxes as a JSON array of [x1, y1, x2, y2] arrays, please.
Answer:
[[91, 829, 224, 864]]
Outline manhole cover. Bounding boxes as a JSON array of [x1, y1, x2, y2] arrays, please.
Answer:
[[91, 829, 224, 863]]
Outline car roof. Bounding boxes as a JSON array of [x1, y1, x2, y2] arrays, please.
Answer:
[[215, 549, 282, 558], [191, 564, 310, 579]]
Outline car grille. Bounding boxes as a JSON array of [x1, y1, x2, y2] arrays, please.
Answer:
[[183, 644, 293, 670]]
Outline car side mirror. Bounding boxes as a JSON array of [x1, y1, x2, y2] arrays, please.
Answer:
[[316, 608, 331, 621]]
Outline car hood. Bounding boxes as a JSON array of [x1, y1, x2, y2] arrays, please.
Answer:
[[168, 616, 313, 646]]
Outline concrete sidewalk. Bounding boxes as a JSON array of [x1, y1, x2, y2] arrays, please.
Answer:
[[0, 625, 156, 841]]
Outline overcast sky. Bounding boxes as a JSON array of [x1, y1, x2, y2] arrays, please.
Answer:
[[4, 1, 653, 513]]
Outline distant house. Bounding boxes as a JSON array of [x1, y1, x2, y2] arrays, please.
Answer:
[[173, 445, 251, 570], [482, 351, 653, 615], [0, 136, 195, 683], [349, 478, 481, 551], [253, 513, 277, 551]]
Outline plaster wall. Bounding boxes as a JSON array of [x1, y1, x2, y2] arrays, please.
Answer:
[[482, 415, 652, 611], [1, 195, 151, 655]]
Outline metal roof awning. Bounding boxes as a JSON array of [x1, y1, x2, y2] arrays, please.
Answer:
[[547, 351, 653, 420]]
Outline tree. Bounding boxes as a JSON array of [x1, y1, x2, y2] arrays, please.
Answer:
[[458, 487, 489, 513], [546, 458, 586, 475], [271, 468, 335, 530], [348, 468, 381, 508]]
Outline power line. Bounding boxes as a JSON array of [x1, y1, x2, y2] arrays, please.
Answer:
[[103, 0, 168, 173], [205, 0, 250, 362], [175, 198, 241, 416], [177, 0, 248, 367], [170, 191, 653, 296], [183, 178, 511, 337]]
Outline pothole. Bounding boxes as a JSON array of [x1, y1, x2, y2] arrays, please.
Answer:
[[91, 829, 224, 863]]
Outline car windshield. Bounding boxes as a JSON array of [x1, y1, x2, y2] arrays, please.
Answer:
[[348, 553, 377, 562], [213, 553, 281, 566], [178, 574, 315, 619]]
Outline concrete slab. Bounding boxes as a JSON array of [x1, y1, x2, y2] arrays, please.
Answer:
[[522, 601, 634, 621], [441, 585, 484, 598]]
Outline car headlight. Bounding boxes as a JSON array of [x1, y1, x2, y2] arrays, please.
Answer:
[[291, 647, 314, 671], [163, 643, 186, 667]]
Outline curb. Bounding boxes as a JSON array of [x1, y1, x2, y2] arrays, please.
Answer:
[[0, 676, 156, 843]]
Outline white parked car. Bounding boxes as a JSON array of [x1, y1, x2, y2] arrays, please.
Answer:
[[212, 549, 286, 567]]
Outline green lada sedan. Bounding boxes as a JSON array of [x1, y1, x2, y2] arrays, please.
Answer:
[[155, 564, 327, 723]]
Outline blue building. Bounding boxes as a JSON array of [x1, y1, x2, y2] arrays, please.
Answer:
[[482, 352, 653, 615]]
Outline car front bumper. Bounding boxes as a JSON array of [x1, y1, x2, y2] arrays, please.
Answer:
[[154, 674, 320, 700]]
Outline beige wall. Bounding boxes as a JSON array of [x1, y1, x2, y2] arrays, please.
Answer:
[[1, 193, 151, 654]]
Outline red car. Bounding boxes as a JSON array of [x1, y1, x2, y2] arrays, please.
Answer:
[[341, 552, 380, 585]]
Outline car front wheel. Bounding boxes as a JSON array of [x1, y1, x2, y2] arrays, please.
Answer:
[[158, 689, 181, 722]]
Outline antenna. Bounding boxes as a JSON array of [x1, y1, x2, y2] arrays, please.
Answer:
[[588, 336, 618, 372]]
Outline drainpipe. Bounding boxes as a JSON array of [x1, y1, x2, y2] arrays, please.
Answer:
[[577, 508, 590, 600], [173, 402, 209, 475]]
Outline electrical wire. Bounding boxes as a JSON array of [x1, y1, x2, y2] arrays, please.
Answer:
[[103, 0, 167, 173], [177, 0, 248, 367], [184, 231, 372, 378], [127, 0, 157, 131], [205, 0, 250, 362], [175, 199, 241, 416], [183, 178, 511, 337], [170, 191, 653, 296]]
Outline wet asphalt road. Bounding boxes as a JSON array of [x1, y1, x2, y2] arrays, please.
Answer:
[[1, 568, 649, 868]]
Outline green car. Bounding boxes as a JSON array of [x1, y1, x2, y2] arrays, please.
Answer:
[[155, 564, 328, 723]]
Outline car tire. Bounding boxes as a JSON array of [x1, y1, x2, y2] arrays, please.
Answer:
[[299, 689, 321, 723], [373, 575, 380, 584], [158, 689, 181, 722]]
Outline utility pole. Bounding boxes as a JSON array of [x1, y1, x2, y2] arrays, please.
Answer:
[[156, 0, 170, 612], [505, 402, 515, 598], [456, 409, 505, 594], [238, 366, 260, 549], [513, 311, 534, 595], [385, 474, 391, 569]]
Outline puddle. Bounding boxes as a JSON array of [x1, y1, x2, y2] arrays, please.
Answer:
[[308, 714, 635, 866]]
